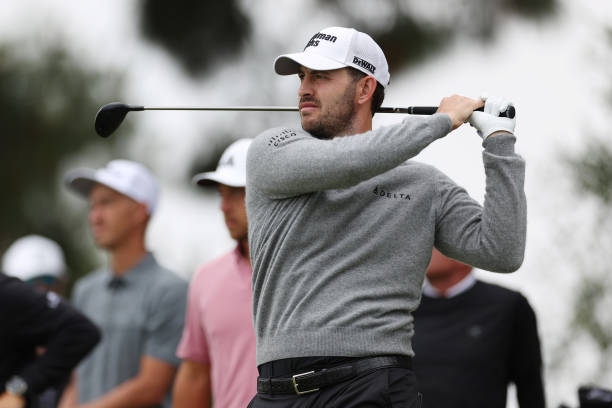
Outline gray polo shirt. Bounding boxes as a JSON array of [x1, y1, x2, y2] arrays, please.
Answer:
[[72, 253, 187, 407]]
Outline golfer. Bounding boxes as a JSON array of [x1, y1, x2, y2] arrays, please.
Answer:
[[245, 26, 525, 407]]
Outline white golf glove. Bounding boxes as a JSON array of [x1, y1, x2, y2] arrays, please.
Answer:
[[468, 95, 515, 139]]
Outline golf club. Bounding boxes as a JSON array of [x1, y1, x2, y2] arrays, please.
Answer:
[[94, 102, 515, 138]]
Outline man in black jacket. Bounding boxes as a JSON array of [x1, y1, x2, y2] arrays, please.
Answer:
[[0, 273, 100, 408], [412, 249, 545, 407]]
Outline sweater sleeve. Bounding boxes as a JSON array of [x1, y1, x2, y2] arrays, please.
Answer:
[[0, 275, 101, 394], [247, 114, 452, 199], [434, 133, 527, 272]]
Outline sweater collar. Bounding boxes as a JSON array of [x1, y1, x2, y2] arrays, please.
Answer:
[[422, 272, 476, 298]]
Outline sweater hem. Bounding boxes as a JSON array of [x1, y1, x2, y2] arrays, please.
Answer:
[[256, 328, 414, 366]]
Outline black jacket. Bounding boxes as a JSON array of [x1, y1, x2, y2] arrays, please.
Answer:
[[0, 272, 101, 401], [412, 280, 545, 408]]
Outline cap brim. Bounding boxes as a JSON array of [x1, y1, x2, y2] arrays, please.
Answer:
[[64, 168, 130, 200], [64, 168, 99, 198], [192, 171, 245, 188], [274, 52, 347, 75]]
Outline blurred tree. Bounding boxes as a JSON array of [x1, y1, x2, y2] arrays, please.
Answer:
[[139, 0, 251, 77], [138, 0, 556, 76], [569, 141, 612, 205], [554, 26, 612, 383], [0, 42, 125, 292], [138, 0, 559, 178], [317, 0, 557, 70], [561, 140, 612, 379]]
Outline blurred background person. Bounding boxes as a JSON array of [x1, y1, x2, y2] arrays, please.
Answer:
[[2, 234, 77, 408], [59, 160, 187, 408], [173, 139, 257, 408], [0, 271, 100, 408], [412, 248, 545, 407], [2, 235, 67, 295]]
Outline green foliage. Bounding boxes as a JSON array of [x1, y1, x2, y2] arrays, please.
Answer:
[[372, 14, 451, 72], [564, 141, 612, 374], [0, 42, 124, 292], [573, 277, 612, 351], [316, 0, 558, 69], [508, 0, 558, 18], [140, 0, 251, 77], [567, 141, 612, 205], [559, 26, 612, 380], [138, 0, 557, 77]]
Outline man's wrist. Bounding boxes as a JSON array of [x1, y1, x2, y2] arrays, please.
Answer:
[[486, 130, 513, 138], [0, 392, 26, 408]]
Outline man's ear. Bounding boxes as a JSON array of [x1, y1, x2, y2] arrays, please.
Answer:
[[356, 75, 377, 107], [135, 202, 150, 225]]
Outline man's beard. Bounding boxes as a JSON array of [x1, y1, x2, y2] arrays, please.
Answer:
[[301, 85, 357, 140]]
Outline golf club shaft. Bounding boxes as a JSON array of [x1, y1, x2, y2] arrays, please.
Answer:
[[139, 106, 440, 114], [144, 106, 300, 112], [94, 102, 515, 138], [140, 106, 514, 116]]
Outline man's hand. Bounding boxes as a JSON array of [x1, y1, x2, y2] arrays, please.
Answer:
[[468, 95, 516, 139], [71, 356, 176, 408], [0, 393, 25, 408], [437, 95, 484, 130], [57, 374, 77, 408]]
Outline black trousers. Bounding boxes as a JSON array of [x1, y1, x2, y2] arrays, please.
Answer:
[[248, 356, 422, 408]]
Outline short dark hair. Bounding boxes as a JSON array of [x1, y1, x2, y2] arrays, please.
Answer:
[[347, 68, 385, 118]]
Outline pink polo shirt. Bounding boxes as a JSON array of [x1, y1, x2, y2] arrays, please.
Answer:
[[177, 247, 257, 407]]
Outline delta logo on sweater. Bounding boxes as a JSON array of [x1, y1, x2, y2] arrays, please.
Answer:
[[372, 185, 411, 200]]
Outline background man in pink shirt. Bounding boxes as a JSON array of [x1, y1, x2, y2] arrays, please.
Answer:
[[173, 138, 257, 408]]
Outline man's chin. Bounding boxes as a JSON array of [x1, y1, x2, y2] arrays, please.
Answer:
[[306, 128, 333, 140], [300, 116, 313, 130], [302, 121, 332, 140], [93, 237, 114, 250], [229, 229, 247, 240]]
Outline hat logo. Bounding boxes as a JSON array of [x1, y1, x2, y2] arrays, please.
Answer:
[[352, 56, 376, 74], [304, 32, 338, 50]]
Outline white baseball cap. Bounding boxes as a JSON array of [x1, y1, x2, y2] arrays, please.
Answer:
[[274, 26, 390, 88], [193, 139, 252, 187], [2, 235, 66, 281], [64, 159, 159, 214]]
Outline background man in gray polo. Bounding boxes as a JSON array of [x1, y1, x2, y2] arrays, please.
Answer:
[[59, 160, 187, 408]]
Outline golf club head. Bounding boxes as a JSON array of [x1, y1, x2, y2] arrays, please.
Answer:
[[94, 103, 144, 138]]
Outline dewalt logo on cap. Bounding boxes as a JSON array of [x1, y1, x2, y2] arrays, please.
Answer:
[[352, 56, 376, 74]]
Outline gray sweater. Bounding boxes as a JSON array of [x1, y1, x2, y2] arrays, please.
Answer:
[[246, 113, 526, 365]]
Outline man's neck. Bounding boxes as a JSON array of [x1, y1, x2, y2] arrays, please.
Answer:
[[109, 238, 147, 276], [353, 113, 373, 134], [337, 112, 372, 138], [428, 269, 472, 297], [238, 238, 250, 266]]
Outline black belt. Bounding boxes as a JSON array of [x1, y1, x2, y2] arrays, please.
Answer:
[[257, 355, 411, 395]]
